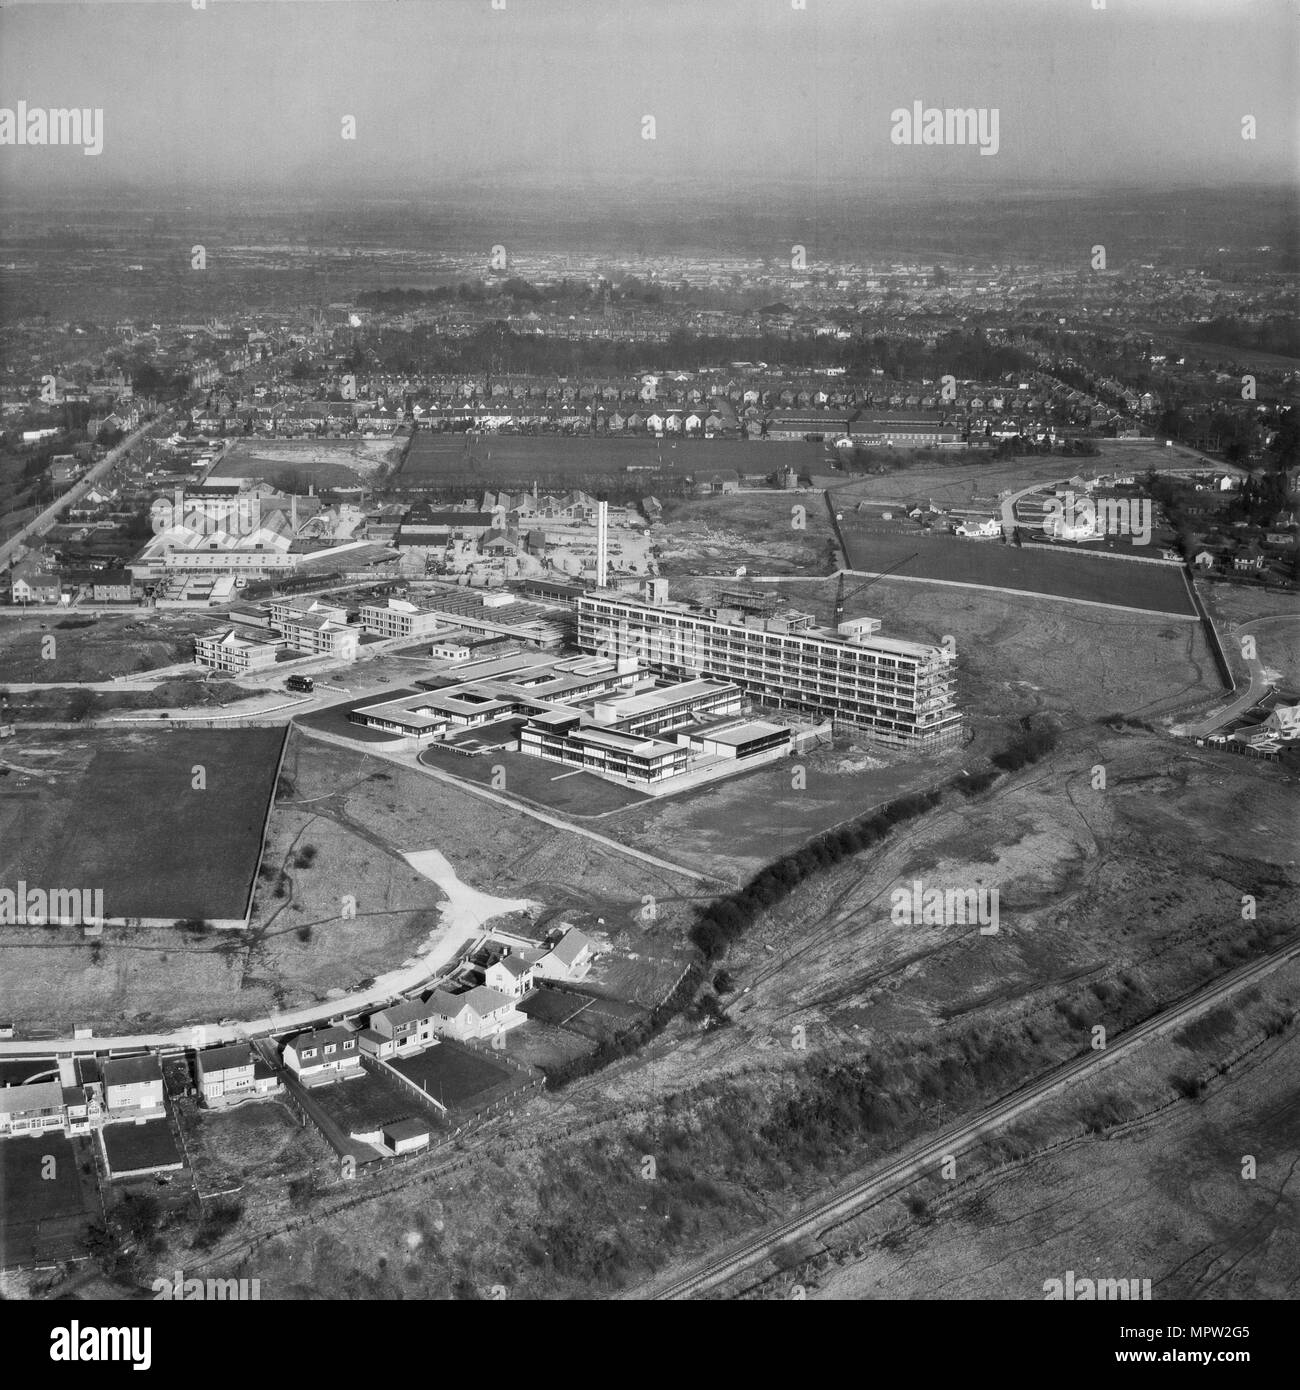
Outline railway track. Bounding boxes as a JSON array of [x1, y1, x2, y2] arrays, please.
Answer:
[[640, 937, 1300, 1300]]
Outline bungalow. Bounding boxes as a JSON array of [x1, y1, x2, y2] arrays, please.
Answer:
[[282, 1025, 363, 1086], [0, 1081, 67, 1138], [531, 927, 599, 982], [425, 985, 525, 1041], [101, 1054, 165, 1119], [196, 1041, 281, 1108]]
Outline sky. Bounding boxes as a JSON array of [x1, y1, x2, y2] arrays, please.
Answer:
[[0, 0, 1295, 195]]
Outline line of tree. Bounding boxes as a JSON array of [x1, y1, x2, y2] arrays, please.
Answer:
[[544, 719, 1061, 1090]]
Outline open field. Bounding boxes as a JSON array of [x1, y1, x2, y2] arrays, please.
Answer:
[[0, 1133, 99, 1269], [397, 432, 824, 493], [101, 1118, 184, 1177], [833, 511, 1195, 616], [388, 1041, 523, 1115], [213, 437, 401, 488], [1, 726, 284, 923], [0, 609, 219, 683], [240, 729, 707, 1013], [654, 490, 835, 577]]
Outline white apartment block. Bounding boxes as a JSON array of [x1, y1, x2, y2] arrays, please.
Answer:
[[576, 588, 960, 748], [359, 598, 446, 639]]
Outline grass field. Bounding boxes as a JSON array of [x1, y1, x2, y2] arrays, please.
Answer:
[[214, 438, 400, 489], [520, 985, 646, 1043], [397, 432, 824, 491], [307, 1071, 422, 1137], [387, 1040, 523, 1114], [101, 1118, 184, 1177], [832, 511, 1196, 616], [2, 726, 285, 923], [418, 746, 651, 814], [0, 1133, 99, 1268]]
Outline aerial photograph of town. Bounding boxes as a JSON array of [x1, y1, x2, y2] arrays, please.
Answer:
[[0, 0, 1295, 1359]]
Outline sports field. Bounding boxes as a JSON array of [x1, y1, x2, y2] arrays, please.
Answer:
[[397, 432, 824, 491], [213, 438, 398, 488], [835, 516, 1196, 617], [6, 727, 287, 924]]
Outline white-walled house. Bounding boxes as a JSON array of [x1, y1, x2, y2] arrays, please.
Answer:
[[426, 986, 525, 1041], [282, 1025, 363, 1086], [484, 953, 536, 999], [530, 928, 599, 982]]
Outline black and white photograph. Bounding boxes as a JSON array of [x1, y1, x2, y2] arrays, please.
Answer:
[[0, 0, 1296, 1352]]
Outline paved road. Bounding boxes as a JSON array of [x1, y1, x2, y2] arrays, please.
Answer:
[[1179, 613, 1300, 738], [0, 416, 169, 569], [638, 938, 1300, 1300], [0, 908, 487, 1059]]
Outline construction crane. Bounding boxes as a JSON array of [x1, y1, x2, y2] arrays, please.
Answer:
[[833, 552, 918, 626]]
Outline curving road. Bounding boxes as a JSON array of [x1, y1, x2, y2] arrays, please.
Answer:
[[639, 938, 1300, 1300]]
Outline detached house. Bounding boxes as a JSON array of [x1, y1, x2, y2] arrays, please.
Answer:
[[360, 998, 440, 1059], [425, 985, 525, 1041], [531, 927, 599, 982], [102, 1054, 165, 1119], [196, 1041, 282, 1108], [283, 1025, 363, 1086], [484, 951, 536, 999]]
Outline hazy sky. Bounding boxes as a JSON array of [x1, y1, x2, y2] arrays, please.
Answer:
[[0, 0, 1294, 193]]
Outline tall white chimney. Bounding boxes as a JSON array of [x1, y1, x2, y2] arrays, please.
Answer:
[[595, 494, 609, 589]]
